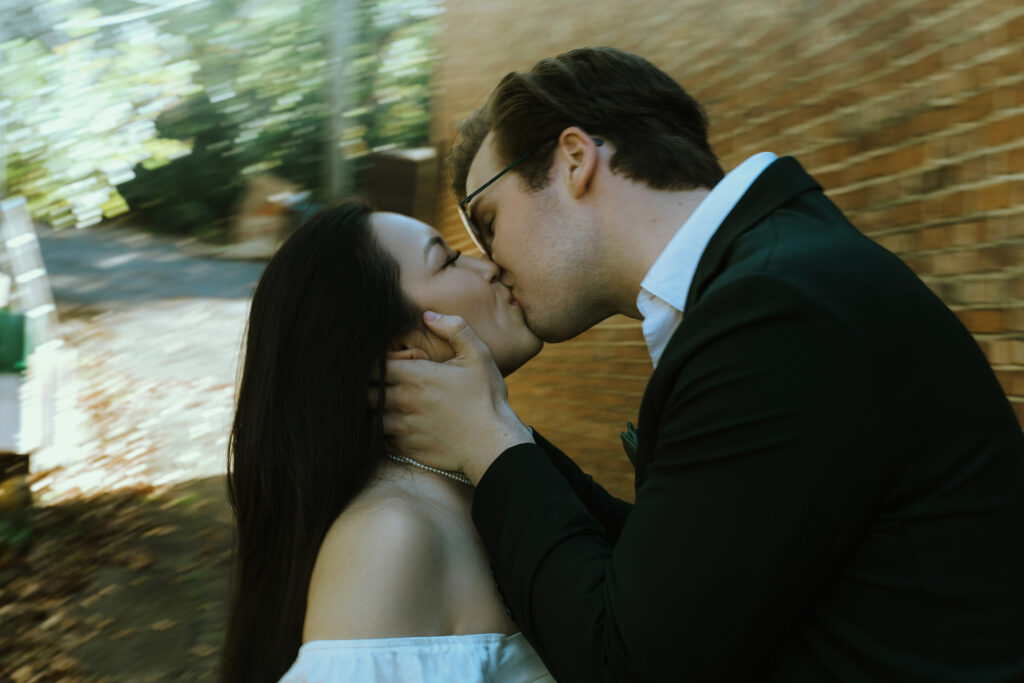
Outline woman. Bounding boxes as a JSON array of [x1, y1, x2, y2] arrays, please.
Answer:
[[222, 202, 553, 682]]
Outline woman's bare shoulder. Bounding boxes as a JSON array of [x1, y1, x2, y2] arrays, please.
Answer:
[[303, 492, 450, 642]]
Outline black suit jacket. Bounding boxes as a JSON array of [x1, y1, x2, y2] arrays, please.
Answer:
[[471, 157, 1024, 682]]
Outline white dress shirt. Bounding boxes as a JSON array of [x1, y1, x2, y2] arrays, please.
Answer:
[[636, 152, 778, 367]]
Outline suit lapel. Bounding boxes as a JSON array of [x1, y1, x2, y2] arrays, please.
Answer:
[[631, 156, 822, 488], [684, 156, 821, 312]]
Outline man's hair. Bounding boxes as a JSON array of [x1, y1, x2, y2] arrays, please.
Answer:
[[448, 47, 725, 199]]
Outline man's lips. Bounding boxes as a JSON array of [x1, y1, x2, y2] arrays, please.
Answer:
[[499, 283, 521, 308]]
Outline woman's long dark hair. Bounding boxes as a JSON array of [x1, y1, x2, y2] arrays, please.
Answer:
[[221, 202, 420, 682]]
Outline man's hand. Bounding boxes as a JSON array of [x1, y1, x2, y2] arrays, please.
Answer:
[[375, 312, 534, 484]]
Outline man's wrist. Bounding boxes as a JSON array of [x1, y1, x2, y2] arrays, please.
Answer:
[[465, 416, 534, 485]]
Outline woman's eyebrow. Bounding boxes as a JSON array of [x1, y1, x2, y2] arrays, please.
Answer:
[[423, 235, 444, 262]]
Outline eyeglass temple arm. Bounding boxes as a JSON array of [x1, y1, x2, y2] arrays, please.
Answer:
[[458, 136, 603, 209]]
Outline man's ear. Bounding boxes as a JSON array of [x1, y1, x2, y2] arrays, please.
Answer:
[[557, 126, 601, 200]]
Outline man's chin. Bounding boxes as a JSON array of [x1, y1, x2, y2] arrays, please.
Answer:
[[530, 312, 613, 344], [536, 326, 582, 345], [498, 340, 544, 377]]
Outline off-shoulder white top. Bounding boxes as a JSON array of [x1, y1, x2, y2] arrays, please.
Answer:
[[279, 632, 554, 682]]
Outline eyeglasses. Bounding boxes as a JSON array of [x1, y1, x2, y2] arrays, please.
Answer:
[[457, 136, 603, 256]]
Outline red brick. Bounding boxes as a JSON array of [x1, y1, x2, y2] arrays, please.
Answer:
[[937, 191, 965, 218], [1007, 307, 1024, 332], [917, 225, 952, 251], [961, 187, 985, 213], [1012, 401, 1024, 427], [959, 157, 989, 185], [992, 82, 1024, 110], [977, 245, 1024, 272], [910, 108, 950, 138], [902, 254, 934, 276], [919, 198, 941, 223], [986, 150, 1006, 176], [980, 181, 1014, 211], [985, 112, 1024, 146], [952, 221, 984, 247], [995, 370, 1024, 396], [956, 308, 1004, 333], [1007, 12, 1024, 41], [889, 144, 927, 174], [922, 277, 950, 301], [958, 89, 991, 118], [984, 339, 1013, 365], [854, 208, 888, 235], [952, 32, 993, 67], [875, 232, 915, 253], [988, 49, 1024, 80], [830, 188, 867, 214], [893, 202, 923, 227], [959, 278, 1010, 305], [982, 217, 1019, 242], [934, 251, 983, 276]]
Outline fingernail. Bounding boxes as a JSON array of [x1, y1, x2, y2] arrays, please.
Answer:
[[423, 311, 441, 322]]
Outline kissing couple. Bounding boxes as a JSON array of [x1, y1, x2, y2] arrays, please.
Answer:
[[223, 47, 1024, 683]]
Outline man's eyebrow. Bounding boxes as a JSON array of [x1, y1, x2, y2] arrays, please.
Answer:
[[423, 235, 444, 262], [467, 197, 484, 225]]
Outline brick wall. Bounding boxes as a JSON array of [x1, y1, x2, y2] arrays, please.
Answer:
[[431, 0, 1024, 500]]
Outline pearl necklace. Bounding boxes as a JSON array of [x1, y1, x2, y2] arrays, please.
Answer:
[[386, 454, 473, 487]]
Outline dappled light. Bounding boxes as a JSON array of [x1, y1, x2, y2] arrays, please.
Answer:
[[1, 0, 442, 678]]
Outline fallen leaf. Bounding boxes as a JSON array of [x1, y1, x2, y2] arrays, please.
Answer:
[[10, 665, 33, 683], [190, 644, 218, 657], [41, 611, 65, 630]]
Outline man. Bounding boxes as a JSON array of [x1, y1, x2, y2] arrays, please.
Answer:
[[381, 47, 1024, 682]]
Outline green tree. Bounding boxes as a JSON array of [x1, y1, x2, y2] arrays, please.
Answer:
[[2, 0, 442, 238], [0, 5, 199, 228]]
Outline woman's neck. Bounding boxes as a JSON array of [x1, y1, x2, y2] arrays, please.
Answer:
[[373, 458, 475, 516]]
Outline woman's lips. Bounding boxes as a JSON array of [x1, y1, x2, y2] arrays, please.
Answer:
[[498, 282, 520, 308]]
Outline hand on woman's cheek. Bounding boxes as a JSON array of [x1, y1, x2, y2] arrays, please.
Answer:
[[386, 348, 430, 361], [392, 330, 454, 364]]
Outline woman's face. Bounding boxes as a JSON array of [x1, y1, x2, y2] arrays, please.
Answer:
[[371, 212, 542, 376]]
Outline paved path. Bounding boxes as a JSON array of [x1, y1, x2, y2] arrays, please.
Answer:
[[36, 224, 264, 490], [18, 224, 264, 680]]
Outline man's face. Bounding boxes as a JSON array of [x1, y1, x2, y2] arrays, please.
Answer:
[[463, 132, 601, 343]]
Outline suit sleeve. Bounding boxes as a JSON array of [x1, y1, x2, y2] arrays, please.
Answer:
[[471, 274, 884, 682], [530, 429, 633, 542]]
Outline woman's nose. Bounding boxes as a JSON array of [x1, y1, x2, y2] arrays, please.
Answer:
[[466, 254, 501, 282]]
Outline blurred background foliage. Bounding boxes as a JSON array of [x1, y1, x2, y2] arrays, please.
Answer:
[[0, 0, 441, 238]]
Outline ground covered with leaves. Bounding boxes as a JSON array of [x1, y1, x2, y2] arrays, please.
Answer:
[[0, 329, 236, 681], [1, 224, 260, 681]]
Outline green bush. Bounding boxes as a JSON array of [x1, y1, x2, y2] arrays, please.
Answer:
[[118, 95, 247, 237]]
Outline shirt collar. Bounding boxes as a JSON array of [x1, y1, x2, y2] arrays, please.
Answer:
[[635, 152, 777, 366], [638, 152, 778, 313]]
